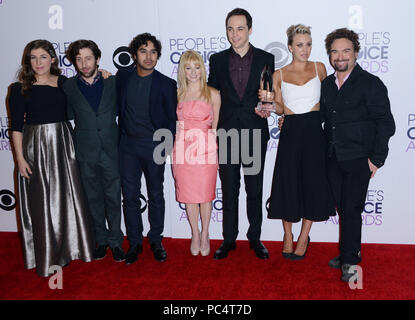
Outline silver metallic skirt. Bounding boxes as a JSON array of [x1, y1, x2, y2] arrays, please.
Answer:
[[18, 121, 94, 277]]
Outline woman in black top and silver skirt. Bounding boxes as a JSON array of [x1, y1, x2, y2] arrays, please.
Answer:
[[9, 40, 94, 277]]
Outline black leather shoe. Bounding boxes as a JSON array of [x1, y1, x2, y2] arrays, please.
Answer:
[[329, 252, 361, 269], [328, 255, 341, 269], [111, 247, 126, 262], [213, 241, 236, 259], [290, 236, 310, 261], [93, 244, 109, 260], [151, 243, 167, 262], [341, 264, 359, 282], [125, 244, 143, 265], [249, 240, 269, 259]]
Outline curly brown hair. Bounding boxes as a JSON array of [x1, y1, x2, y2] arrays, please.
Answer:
[[325, 28, 360, 55], [128, 33, 162, 62], [66, 39, 101, 69], [18, 39, 61, 94]]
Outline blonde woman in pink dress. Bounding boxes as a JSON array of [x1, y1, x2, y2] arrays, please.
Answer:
[[172, 50, 221, 256]]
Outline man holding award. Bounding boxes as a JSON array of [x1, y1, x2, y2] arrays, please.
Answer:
[[207, 8, 275, 260]]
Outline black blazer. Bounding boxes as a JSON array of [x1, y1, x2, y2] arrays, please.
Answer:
[[208, 45, 274, 142], [116, 65, 177, 136], [320, 64, 395, 168]]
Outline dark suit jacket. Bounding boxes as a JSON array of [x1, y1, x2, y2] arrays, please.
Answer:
[[116, 65, 177, 137], [208, 45, 274, 142], [64, 75, 119, 163], [320, 64, 395, 168]]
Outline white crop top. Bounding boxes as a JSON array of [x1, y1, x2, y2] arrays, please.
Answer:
[[280, 62, 320, 114]]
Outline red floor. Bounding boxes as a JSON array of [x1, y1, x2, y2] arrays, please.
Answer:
[[0, 232, 414, 300]]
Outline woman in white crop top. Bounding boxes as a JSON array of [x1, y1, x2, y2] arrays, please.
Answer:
[[263, 24, 336, 261]]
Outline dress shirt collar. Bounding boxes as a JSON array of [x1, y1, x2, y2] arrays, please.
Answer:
[[77, 71, 102, 86], [230, 43, 253, 60], [334, 63, 356, 89]]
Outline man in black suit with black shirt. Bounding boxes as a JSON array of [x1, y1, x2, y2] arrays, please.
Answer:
[[320, 28, 395, 281], [208, 8, 274, 260], [116, 33, 177, 264]]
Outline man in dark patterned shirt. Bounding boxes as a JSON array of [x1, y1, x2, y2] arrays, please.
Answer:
[[208, 8, 274, 260]]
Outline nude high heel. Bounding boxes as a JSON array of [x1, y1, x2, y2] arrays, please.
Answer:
[[190, 232, 201, 256], [200, 233, 210, 256]]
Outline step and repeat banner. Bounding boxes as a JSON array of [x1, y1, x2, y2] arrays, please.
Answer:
[[0, 0, 413, 244]]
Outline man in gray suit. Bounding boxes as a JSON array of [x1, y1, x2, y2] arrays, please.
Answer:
[[64, 40, 125, 262]]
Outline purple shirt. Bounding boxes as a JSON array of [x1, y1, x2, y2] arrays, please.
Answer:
[[229, 45, 253, 100]]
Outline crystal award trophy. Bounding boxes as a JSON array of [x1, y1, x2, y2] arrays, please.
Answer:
[[256, 65, 276, 112]]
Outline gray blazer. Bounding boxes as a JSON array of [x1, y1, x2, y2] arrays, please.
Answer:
[[63, 75, 119, 163]]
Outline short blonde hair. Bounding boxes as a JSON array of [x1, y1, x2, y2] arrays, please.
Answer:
[[177, 50, 211, 104], [286, 24, 312, 46]]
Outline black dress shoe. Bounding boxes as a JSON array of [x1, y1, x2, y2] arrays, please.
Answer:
[[341, 264, 359, 282], [290, 236, 310, 261], [249, 240, 269, 259], [213, 241, 236, 259], [328, 255, 341, 269], [329, 252, 361, 269], [111, 247, 126, 262], [125, 244, 143, 265], [151, 243, 167, 262], [93, 244, 109, 260]]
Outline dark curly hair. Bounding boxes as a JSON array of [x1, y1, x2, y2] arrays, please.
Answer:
[[128, 33, 162, 62], [226, 8, 252, 29], [18, 39, 61, 94], [66, 39, 101, 70], [325, 28, 360, 55]]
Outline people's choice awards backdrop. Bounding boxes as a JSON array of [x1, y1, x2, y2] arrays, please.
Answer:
[[1, 0, 413, 244]]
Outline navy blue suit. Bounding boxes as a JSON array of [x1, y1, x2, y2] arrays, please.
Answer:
[[116, 65, 177, 246]]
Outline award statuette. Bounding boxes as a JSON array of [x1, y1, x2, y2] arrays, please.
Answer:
[[256, 65, 276, 112]]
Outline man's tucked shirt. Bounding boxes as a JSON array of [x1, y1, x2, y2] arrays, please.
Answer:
[[229, 45, 253, 101], [77, 73, 104, 113], [123, 71, 154, 139]]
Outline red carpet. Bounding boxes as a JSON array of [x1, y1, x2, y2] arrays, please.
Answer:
[[0, 232, 414, 300]]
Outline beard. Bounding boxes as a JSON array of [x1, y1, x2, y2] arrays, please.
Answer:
[[333, 61, 349, 72], [78, 66, 98, 79]]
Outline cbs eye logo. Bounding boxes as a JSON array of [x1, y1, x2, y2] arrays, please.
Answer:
[[0, 190, 16, 211], [113, 46, 134, 70], [264, 42, 289, 69]]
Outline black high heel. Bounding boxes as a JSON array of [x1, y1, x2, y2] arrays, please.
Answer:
[[290, 236, 310, 261], [282, 234, 294, 259]]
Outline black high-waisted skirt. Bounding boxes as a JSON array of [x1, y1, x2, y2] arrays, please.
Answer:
[[267, 111, 336, 222]]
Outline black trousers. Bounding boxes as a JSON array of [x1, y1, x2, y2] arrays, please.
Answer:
[[327, 155, 371, 265], [119, 134, 165, 246], [218, 130, 268, 242]]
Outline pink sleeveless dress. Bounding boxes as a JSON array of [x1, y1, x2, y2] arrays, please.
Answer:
[[172, 100, 218, 203]]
